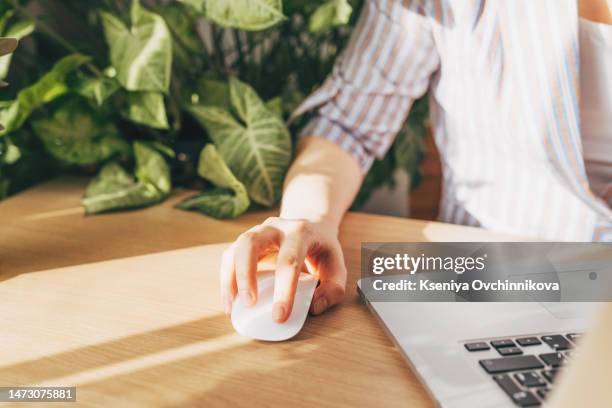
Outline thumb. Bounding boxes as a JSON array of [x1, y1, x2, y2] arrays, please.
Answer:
[[310, 245, 347, 315]]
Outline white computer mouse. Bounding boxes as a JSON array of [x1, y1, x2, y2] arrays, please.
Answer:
[[231, 271, 318, 341]]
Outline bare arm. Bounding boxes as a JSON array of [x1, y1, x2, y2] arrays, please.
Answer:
[[280, 136, 363, 229]]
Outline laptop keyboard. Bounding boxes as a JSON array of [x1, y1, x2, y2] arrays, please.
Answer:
[[465, 333, 581, 407]]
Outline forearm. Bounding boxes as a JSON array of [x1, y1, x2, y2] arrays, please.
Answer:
[[279, 136, 363, 232]]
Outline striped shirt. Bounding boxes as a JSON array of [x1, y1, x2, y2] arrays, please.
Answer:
[[292, 0, 612, 241]]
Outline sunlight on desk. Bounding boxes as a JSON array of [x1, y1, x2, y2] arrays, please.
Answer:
[[0, 244, 232, 362], [420, 223, 524, 242], [0, 244, 332, 407], [21, 207, 84, 222]]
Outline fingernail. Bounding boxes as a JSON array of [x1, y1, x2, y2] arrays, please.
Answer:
[[272, 302, 286, 322], [313, 297, 328, 315], [240, 290, 254, 306]]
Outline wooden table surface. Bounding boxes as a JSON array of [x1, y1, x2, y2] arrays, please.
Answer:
[[0, 177, 515, 408]]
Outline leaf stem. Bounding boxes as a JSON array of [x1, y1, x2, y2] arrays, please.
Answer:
[[168, 76, 182, 135], [232, 30, 244, 76], [211, 25, 228, 76]]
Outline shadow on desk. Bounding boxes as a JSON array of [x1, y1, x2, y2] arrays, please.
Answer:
[[0, 307, 369, 407]]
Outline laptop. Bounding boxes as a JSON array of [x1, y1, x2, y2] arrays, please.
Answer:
[[356, 283, 598, 407]]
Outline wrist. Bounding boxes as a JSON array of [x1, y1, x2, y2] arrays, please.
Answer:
[[278, 208, 341, 234]]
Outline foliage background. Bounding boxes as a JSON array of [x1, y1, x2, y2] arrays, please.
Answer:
[[0, 0, 427, 218]]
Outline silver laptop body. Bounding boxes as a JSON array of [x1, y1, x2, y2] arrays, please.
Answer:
[[356, 282, 597, 408]]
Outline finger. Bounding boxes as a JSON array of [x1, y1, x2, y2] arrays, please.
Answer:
[[310, 244, 347, 315], [234, 226, 280, 307], [311, 277, 346, 315], [273, 233, 309, 323], [220, 246, 237, 314]]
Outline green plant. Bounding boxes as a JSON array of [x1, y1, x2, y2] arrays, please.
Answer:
[[0, 36, 19, 197], [0, 0, 427, 218], [0, 37, 18, 126]]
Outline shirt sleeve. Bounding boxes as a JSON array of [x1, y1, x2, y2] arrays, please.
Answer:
[[291, 0, 440, 172]]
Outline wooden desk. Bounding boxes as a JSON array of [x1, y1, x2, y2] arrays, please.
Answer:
[[0, 178, 516, 407]]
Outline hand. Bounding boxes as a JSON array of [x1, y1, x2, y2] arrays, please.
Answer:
[[220, 217, 347, 323]]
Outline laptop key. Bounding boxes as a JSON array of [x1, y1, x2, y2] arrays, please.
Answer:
[[491, 339, 516, 348], [541, 369, 559, 383], [539, 352, 565, 367], [465, 342, 491, 351], [512, 391, 541, 407], [493, 375, 540, 407], [516, 337, 542, 347], [498, 347, 523, 356], [566, 333, 582, 343], [480, 355, 544, 374], [536, 388, 550, 400], [514, 371, 547, 388], [541, 335, 572, 351]]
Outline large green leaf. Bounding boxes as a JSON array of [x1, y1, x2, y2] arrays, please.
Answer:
[[133, 140, 172, 196], [82, 163, 159, 214], [126, 91, 169, 129], [188, 77, 291, 206], [177, 144, 250, 219], [0, 54, 90, 135], [0, 19, 34, 79], [81, 141, 172, 214], [31, 97, 129, 165], [192, 0, 286, 31], [82, 162, 137, 199], [100, 0, 172, 93], [308, 0, 352, 32]]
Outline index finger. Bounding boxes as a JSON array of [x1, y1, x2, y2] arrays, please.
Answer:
[[234, 226, 280, 307]]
